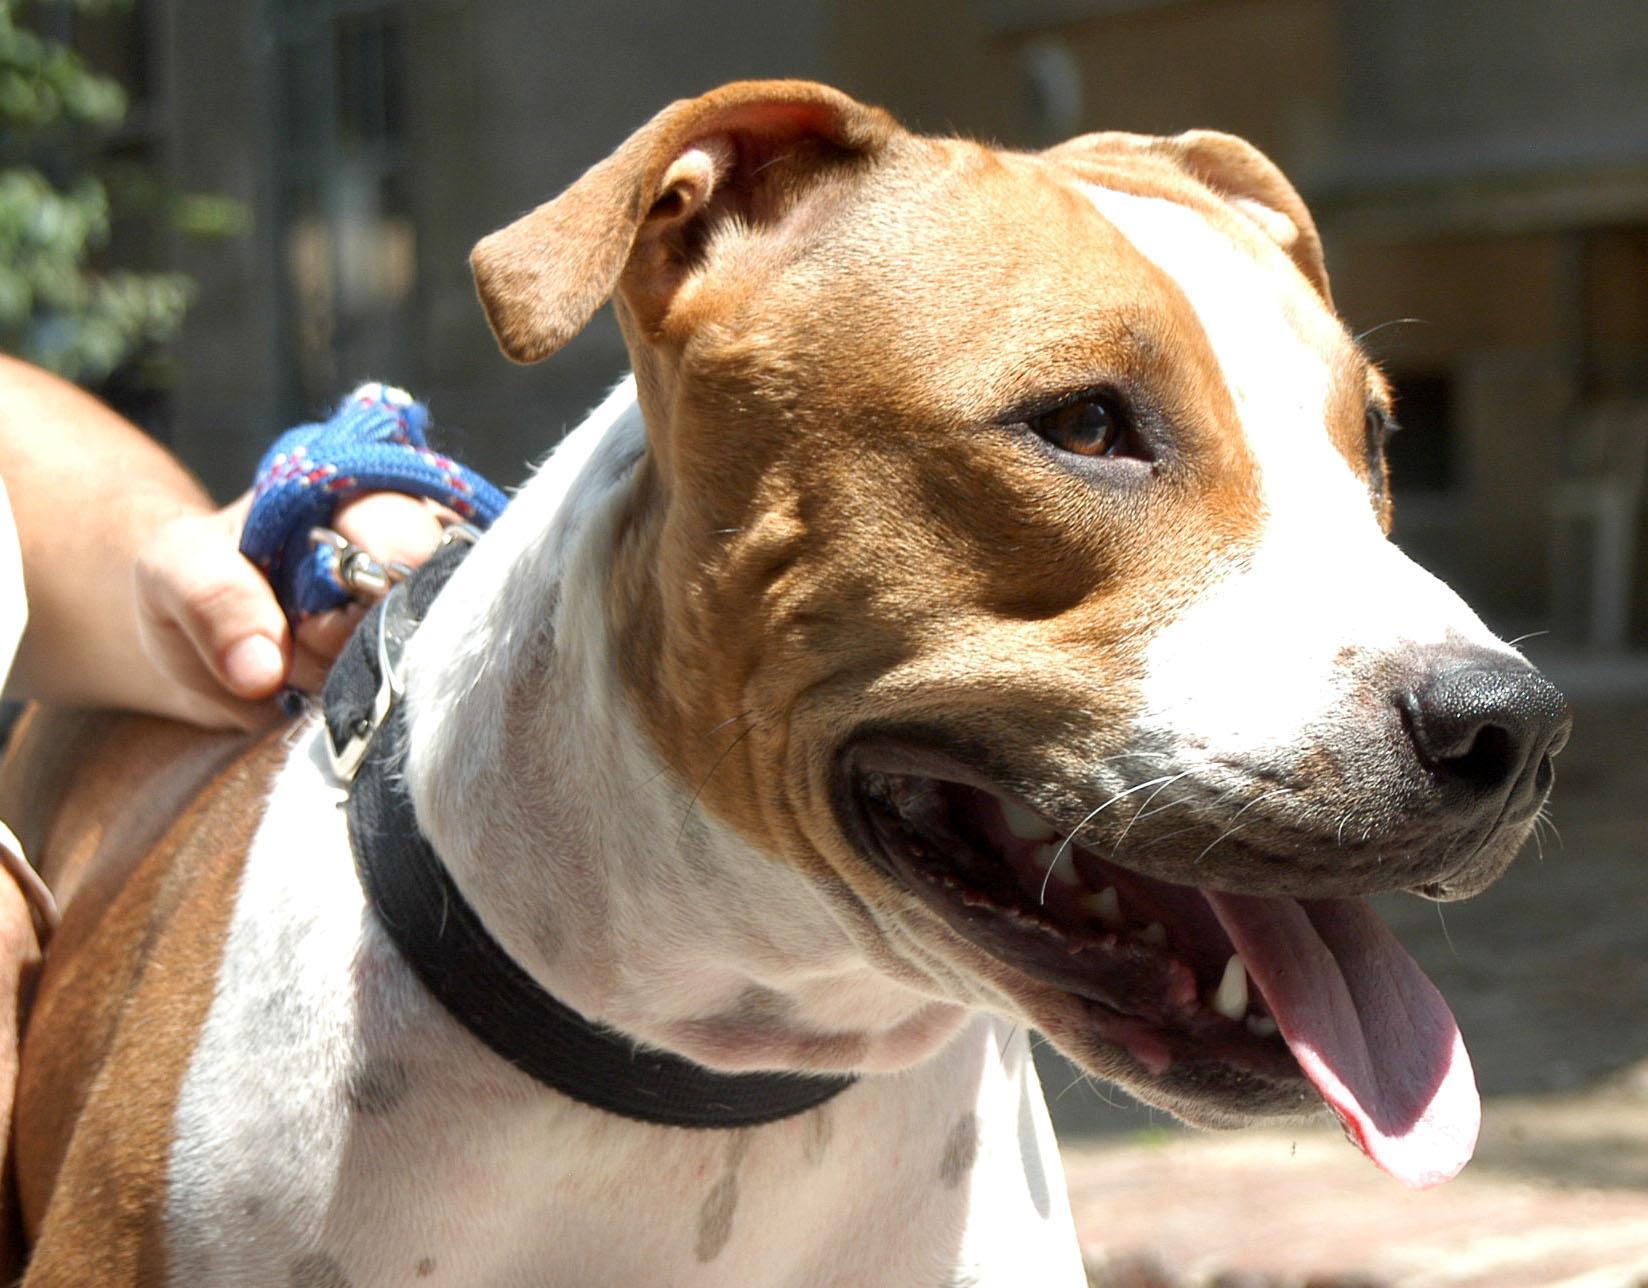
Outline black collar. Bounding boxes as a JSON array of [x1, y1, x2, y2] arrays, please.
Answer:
[[323, 543, 854, 1128]]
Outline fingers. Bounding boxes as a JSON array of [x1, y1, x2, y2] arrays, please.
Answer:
[[332, 493, 449, 572], [134, 489, 455, 728], [292, 496, 445, 682], [285, 495, 447, 686], [135, 504, 293, 704]]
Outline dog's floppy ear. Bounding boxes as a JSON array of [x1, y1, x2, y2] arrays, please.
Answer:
[[471, 80, 897, 364], [1048, 129, 1331, 306], [1149, 130, 1331, 305]]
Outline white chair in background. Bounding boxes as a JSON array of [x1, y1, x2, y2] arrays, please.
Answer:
[[1548, 399, 1648, 651]]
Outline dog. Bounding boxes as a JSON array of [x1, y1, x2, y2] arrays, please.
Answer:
[[2, 80, 1570, 1286]]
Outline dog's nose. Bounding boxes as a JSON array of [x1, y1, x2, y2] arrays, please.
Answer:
[[1399, 648, 1571, 810]]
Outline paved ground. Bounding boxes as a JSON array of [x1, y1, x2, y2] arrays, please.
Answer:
[[1067, 1080, 1648, 1287], [1037, 649, 1648, 1287]]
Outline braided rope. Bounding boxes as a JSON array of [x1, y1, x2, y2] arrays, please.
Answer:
[[240, 382, 508, 621]]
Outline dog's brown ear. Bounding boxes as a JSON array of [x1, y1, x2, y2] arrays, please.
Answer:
[[1150, 130, 1331, 305], [471, 80, 897, 364], [1047, 129, 1331, 306]]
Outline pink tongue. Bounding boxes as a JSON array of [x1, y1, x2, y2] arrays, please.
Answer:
[[1206, 891, 1479, 1189]]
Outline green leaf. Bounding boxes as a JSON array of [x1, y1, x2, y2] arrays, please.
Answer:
[[0, 0, 231, 386]]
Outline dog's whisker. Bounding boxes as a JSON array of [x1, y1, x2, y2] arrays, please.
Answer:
[[1434, 827, 1470, 875], [672, 724, 757, 854], [1040, 775, 1180, 904], [1354, 315, 1428, 345], [1126, 788, 1251, 851], [1054, 1065, 1124, 1112], [633, 710, 758, 795], [1504, 629, 1551, 648], [1191, 788, 1289, 866], [700, 710, 757, 742], [1108, 771, 1195, 858], [1433, 902, 1458, 957], [1535, 807, 1563, 850]]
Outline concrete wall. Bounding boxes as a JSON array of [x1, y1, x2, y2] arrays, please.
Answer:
[[157, 0, 829, 498], [404, 0, 829, 487], [159, 0, 286, 499]]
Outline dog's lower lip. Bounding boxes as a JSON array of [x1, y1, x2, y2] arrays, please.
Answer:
[[841, 752, 1301, 1084]]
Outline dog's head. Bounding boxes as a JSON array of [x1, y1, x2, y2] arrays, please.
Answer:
[[470, 81, 1569, 1187]]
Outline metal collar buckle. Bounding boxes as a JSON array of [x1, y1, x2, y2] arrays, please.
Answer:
[[321, 522, 480, 785], [327, 581, 418, 783]]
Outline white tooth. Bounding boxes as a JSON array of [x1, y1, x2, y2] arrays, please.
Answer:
[[1138, 921, 1167, 946], [1246, 1014, 1278, 1038], [1001, 800, 1056, 842], [1211, 954, 1248, 1021], [1080, 886, 1122, 928], [1033, 843, 1077, 887]]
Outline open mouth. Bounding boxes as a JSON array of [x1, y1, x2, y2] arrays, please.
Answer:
[[842, 741, 1482, 1190]]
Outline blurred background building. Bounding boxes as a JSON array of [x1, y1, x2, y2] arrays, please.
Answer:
[[56, 0, 1648, 652]]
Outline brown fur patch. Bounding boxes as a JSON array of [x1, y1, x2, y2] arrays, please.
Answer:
[[15, 726, 286, 1283]]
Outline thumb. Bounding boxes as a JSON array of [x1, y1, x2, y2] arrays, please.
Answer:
[[136, 506, 295, 702]]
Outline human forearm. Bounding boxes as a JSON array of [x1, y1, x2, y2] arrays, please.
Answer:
[[0, 354, 258, 724]]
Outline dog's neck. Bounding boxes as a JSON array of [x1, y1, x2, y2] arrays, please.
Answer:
[[399, 379, 966, 1077]]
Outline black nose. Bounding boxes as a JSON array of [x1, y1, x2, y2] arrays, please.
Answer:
[[1400, 649, 1572, 809]]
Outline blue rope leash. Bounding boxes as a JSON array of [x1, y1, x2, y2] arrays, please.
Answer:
[[240, 382, 508, 622]]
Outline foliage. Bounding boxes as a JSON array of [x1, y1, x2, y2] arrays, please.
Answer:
[[0, 0, 209, 383]]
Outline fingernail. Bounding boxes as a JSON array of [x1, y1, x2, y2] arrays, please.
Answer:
[[224, 635, 284, 697]]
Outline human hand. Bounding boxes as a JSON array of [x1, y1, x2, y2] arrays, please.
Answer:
[[133, 491, 449, 730]]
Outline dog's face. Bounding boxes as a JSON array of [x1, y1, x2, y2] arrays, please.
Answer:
[[472, 82, 1568, 1187]]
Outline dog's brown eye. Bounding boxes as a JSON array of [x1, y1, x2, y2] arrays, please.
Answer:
[[1028, 396, 1123, 457]]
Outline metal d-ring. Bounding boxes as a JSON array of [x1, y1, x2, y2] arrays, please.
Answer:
[[309, 526, 401, 604], [325, 579, 418, 784]]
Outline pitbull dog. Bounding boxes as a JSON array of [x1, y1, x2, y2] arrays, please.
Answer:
[[7, 80, 1568, 1286]]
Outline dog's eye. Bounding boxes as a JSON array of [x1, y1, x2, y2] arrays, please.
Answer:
[[1026, 396, 1124, 458]]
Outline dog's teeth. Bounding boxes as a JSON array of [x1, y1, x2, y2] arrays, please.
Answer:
[[1211, 954, 1248, 1021], [1033, 843, 1078, 888], [1001, 800, 1057, 842], [1246, 1014, 1278, 1038], [1138, 921, 1167, 946], [1079, 885, 1122, 928]]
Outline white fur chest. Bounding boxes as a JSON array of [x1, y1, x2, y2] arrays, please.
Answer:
[[161, 732, 1082, 1288]]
